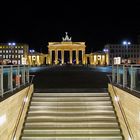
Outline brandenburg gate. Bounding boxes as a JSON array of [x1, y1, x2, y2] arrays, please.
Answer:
[[48, 32, 86, 65]]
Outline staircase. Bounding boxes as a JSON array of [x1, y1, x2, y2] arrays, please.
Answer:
[[21, 92, 123, 140]]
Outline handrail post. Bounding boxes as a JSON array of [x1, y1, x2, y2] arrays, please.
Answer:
[[130, 65, 136, 90], [8, 66, 13, 91], [123, 65, 127, 88], [117, 65, 120, 84], [21, 65, 25, 85], [112, 64, 116, 83], [17, 65, 20, 88], [26, 65, 29, 83], [0, 66, 3, 97]]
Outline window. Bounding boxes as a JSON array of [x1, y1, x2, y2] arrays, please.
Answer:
[[18, 50, 23, 53], [18, 60, 20, 64], [6, 50, 8, 53], [110, 50, 114, 53]]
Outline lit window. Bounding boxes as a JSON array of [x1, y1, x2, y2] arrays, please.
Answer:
[[18, 60, 20, 64], [6, 50, 8, 53], [18, 55, 20, 58], [19, 50, 23, 53], [3, 50, 5, 53], [0, 50, 2, 53], [3, 55, 5, 58], [9, 50, 11, 53], [15, 50, 17, 53], [6, 55, 8, 58]]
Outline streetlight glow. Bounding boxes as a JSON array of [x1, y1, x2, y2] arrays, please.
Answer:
[[8, 42, 16, 46], [123, 41, 127, 45], [122, 41, 131, 45]]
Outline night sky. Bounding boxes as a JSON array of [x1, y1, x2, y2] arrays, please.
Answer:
[[0, 1, 140, 53]]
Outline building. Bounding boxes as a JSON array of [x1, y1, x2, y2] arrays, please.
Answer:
[[0, 43, 29, 65], [86, 51, 109, 65], [47, 32, 108, 65], [104, 44, 140, 65], [47, 32, 86, 65], [27, 50, 48, 66]]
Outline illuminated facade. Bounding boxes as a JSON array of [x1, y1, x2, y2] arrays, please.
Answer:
[[17, 33, 109, 66], [0, 43, 28, 65], [48, 32, 86, 65], [86, 52, 109, 65], [47, 32, 108, 65], [27, 51, 48, 66], [104, 44, 140, 65]]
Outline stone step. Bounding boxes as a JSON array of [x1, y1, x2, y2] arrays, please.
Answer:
[[30, 101, 112, 106], [21, 134, 123, 140], [23, 128, 121, 135], [32, 96, 111, 102], [28, 106, 114, 111], [33, 92, 109, 97], [24, 121, 119, 128], [23, 127, 121, 134], [30, 105, 114, 111], [28, 111, 115, 116], [26, 115, 117, 122]]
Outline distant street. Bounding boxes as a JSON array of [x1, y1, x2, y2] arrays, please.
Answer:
[[30, 65, 112, 92]]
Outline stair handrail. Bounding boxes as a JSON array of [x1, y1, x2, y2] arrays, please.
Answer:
[[11, 74, 35, 140], [107, 74, 134, 140]]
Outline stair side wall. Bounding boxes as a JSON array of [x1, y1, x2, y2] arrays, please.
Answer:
[[108, 83, 140, 140], [0, 84, 34, 140]]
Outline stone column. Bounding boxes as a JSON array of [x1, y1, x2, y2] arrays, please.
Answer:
[[82, 50, 85, 64], [76, 50, 79, 64], [55, 50, 58, 65], [61, 50, 64, 64], [70, 50, 73, 64], [49, 50, 52, 64]]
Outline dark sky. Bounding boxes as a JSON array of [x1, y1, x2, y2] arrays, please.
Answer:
[[0, 1, 140, 53]]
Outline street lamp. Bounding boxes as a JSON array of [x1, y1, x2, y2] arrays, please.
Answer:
[[122, 41, 131, 63], [8, 42, 16, 64], [122, 41, 131, 46], [29, 49, 35, 66]]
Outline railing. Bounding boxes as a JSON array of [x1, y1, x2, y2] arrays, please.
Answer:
[[112, 64, 140, 93], [11, 74, 35, 140], [107, 64, 136, 140], [0, 65, 30, 97]]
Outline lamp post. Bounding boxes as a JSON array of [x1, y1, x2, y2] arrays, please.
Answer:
[[8, 42, 16, 64], [122, 41, 131, 64], [29, 49, 35, 66]]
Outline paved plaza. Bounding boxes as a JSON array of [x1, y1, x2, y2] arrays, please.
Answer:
[[30, 65, 111, 92]]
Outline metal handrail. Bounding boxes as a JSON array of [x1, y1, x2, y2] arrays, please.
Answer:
[[11, 75, 35, 140], [107, 74, 134, 140]]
